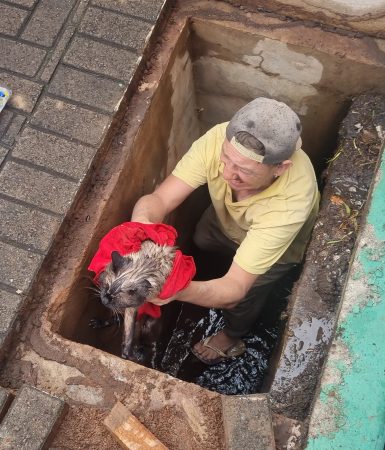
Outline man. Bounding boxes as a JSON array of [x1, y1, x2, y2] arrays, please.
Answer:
[[131, 97, 319, 365]]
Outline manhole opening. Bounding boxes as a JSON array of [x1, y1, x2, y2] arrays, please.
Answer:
[[52, 18, 385, 394]]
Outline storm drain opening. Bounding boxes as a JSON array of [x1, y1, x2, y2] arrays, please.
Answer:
[[49, 16, 385, 408]]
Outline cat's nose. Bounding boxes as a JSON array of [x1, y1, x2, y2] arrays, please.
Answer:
[[101, 293, 112, 306]]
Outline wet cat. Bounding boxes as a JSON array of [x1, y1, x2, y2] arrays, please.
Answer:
[[89, 240, 176, 360]]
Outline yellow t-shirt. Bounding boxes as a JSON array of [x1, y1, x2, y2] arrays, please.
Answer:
[[172, 122, 319, 275]]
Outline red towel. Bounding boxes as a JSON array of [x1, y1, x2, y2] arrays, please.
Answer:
[[88, 222, 196, 319]]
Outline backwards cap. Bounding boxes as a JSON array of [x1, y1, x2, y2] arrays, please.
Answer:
[[226, 97, 302, 164]]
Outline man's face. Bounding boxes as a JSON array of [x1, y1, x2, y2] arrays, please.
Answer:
[[220, 138, 277, 193]]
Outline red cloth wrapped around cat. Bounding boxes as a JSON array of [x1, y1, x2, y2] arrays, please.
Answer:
[[88, 222, 196, 319]]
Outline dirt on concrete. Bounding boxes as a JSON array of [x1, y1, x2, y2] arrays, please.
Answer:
[[51, 405, 121, 450]]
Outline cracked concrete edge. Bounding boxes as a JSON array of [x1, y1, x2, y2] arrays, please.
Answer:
[[306, 144, 385, 449]]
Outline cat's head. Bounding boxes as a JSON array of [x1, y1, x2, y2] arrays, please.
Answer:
[[98, 251, 152, 310]]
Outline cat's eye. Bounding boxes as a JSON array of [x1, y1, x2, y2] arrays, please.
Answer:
[[127, 289, 137, 295]]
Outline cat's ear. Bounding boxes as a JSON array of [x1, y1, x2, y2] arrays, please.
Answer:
[[111, 251, 126, 273]]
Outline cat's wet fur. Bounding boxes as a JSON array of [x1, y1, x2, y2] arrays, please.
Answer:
[[90, 239, 176, 361]]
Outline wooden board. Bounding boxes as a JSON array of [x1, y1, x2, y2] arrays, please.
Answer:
[[104, 401, 168, 450]]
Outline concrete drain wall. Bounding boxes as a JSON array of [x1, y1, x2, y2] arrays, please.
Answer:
[[37, 13, 385, 449], [55, 18, 385, 351]]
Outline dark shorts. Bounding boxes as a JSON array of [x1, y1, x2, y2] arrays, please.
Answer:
[[193, 205, 297, 338]]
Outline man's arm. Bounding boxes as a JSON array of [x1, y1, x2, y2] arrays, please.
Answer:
[[152, 261, 259, 309], [131, 175, 196, 223]]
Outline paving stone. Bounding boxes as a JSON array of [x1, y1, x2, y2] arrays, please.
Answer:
[[49, 65, 125, 113], [1, 114, 25, 146], [222, 394, 276, 450], [39, 25, 76, 83], [0, 110, 13, 139], [31, 96, 110, 146], [0, 161, 79, 215], [71, 0, 91, 25], [0, 387, 13, 421], [79, 7, 153, 49], [0, 385, 66, 449], [13, 126, 97, 179], [272, 414, 304, 450], [64, 35, 137, 82], [0, 198, 60, 252], [0, 3, 29, 36], [0, 290, 23, 347], [0, 145, 8, 165], [0, 37, 46, 77], [0, 72, 43, 113], [0, 241, 42, 292], [91, 0, 166, 22], [21, 0, 76, 47], [5, 0, 36, 8]]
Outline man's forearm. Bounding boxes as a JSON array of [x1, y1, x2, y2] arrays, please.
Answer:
[[176, 277, 247, 309], [131, 193, 167, 223]]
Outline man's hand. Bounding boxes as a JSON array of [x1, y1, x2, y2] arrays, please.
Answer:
[[147, 295, 176, 306]]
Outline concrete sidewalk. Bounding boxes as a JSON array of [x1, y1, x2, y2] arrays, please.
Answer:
[[0, 0, 168, 359], [0, 0, 385, 448]]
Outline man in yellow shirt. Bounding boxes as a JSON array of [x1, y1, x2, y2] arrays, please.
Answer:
[[131, 97, 319, 365]]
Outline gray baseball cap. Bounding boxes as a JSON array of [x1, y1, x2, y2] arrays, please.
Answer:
[[226, 97, 302, 164]]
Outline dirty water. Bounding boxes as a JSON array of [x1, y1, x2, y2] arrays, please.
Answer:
[[88, 248, 301, 395], [139, 252, 301, 396]]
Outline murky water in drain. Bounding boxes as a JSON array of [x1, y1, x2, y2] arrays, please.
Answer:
[[90, 247, 300, 395], [155, 265, 299, 395]]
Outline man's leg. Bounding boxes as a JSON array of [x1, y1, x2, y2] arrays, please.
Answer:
[[193, 262, 297, 362], [223, 263, 297, 338], [193, 205, 237, 255]]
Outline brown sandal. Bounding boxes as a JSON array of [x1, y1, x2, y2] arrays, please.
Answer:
[[192, 335, 246, 365]]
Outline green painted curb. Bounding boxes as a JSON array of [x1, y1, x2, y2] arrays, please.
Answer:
[[307, 145, 385, 450]]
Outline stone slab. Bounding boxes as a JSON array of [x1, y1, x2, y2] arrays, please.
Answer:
[[91, 0, 165, 22], [21, 0, 76, 47], [79, 7, 153, 49], [0, 290, 23, 347], [36, 0, 87, 82], [0, 38, 46, 77], [0, 198, 60, 252], [221, 394, 276, 450], [1, 114, 25, 146], [0, 386, 67, 449], [0, 161, 79, 215], [0, 241, 42, 292], [5, 0, 36, 8], [0, 145, 7, 166], [31, 96, 110, 146], [0, 72, 43, 113], [48, 65, 125, 113], [0, 387, 13, 422], [0, 3, 29, 36], [13, 126, 97, 179], [64, 35, 137, 82], [39, 24, 76, 84], [0, 110, 13, 139], [272, 414, 304, 450]]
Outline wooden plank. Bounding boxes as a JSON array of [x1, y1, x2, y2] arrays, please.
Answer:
[[104, 401, 168, 450]]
